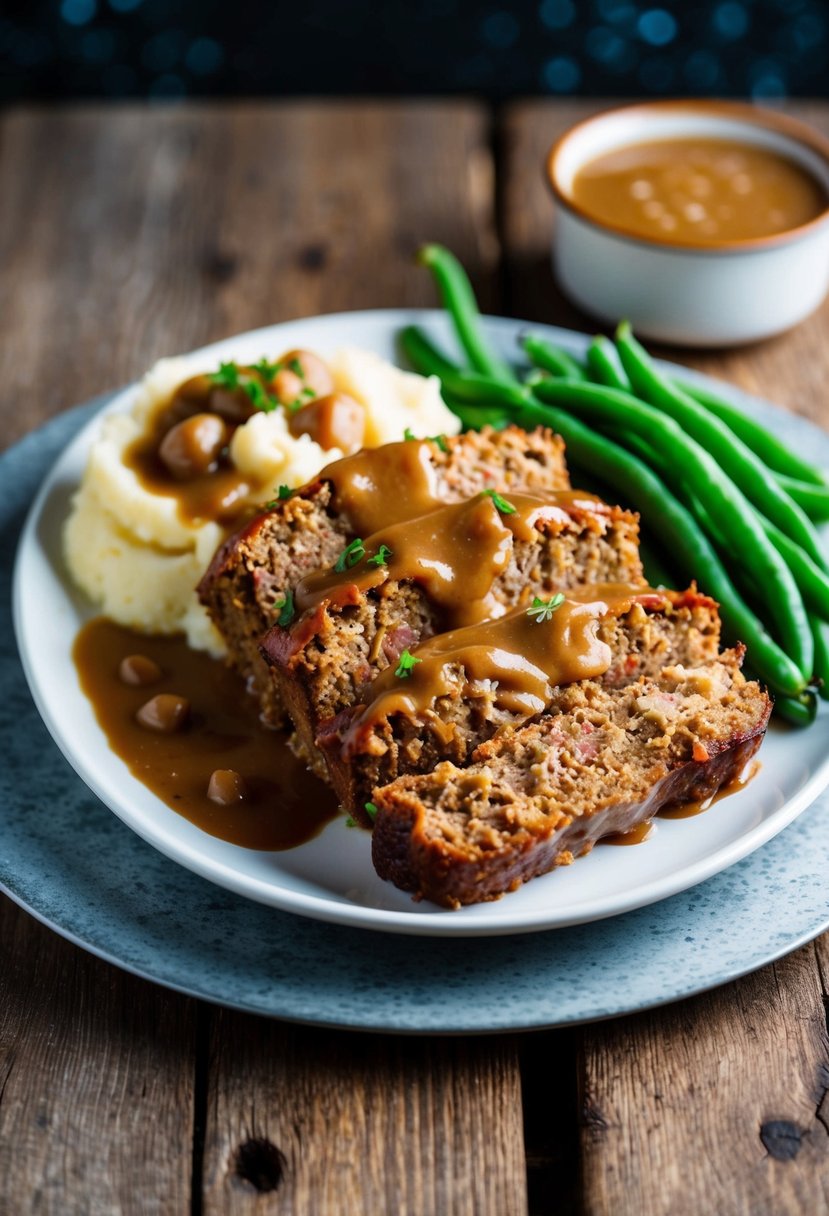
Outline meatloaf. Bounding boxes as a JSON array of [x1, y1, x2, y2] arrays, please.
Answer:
[[261, 492, 643, 773], [371, 648, 771, 907], [317, 586, 721, 816], [199, 426, 570, 724]]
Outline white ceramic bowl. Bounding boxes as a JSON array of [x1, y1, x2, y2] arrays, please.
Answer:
[[547, 101, 829, 346]]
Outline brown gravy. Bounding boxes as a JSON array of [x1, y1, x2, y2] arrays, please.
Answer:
[[73, 618, 338, 849], [341, 584, 666, 748], [571, 137, 827, 245], [603, 759, 761, 845], [124, 372, 259, 528]]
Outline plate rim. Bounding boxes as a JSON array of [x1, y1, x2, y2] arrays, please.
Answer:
[[12, 307, 829, 939]]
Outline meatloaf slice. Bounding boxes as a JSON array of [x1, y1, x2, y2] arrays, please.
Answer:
[[317, 587, 721, 816], [198, 426, 569, 725], [371, 649, 771, 907], [261, 493, 643, 774]]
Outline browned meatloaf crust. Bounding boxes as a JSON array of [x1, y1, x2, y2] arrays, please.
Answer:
[[261, 496, 643, 775], [317, 588, 721, 816], [198, 426, 570, 725], [371, 650, 771, 907]]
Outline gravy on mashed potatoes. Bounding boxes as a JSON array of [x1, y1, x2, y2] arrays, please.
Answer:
[[64, 345, 460, 654]]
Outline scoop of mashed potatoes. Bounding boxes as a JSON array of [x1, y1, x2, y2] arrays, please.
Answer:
[[64, 345, 460, 654]]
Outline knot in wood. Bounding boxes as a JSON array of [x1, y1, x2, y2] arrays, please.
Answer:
[[234, 1137, 287, 1192], [759, 1120, 802, 1161]]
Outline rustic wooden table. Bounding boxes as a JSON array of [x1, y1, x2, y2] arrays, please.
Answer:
[[2, 99, 829, 1216]]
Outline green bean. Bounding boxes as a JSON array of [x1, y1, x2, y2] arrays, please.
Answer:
[[439, 368, 530, 410], [442, 398, 512, 431], [399, 325, 460, 380], [417, 245, 516, 383], [586, 336, 631, 391], [677, 378, 829, 488], [616, 322, 828, 570], [531, 377, 813, 679], [759, 518, 829, 620], [521, 334, 587, 380], [773, 473, 829, 523], [773, 689, 818, 726], [811, 617, 829, 700]]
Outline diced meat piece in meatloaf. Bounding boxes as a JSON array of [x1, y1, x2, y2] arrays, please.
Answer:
[[260, 493, 643, 775], [317, 587, 721, 816], [370, 649, 770, 907], [198, 426, 570, 725]]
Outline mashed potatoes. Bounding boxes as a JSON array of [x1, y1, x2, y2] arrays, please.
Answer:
[[64, 346, 460, 654]]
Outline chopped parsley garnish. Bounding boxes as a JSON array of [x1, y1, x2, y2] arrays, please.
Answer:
[[403, 429, 447, 451], [301, 386, 317, 399], [483, 489, 516, 515], [253, 357, 280, 381], [395, 649, 422, 678], [288, 357, 304, 378], [364, 801, 378, 821], [243, 378, 279, 413], [263, 484, 292, 509], [275, 589, 295, 628], [334, 537, 366, 572], [527, 593, 565, 624], [210, 361, 240, 389], [344, 814, 358, 828], [367, 544, 392, 568]]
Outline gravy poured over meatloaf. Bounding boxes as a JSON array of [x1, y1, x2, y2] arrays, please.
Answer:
[[199, 423, 770, 906]]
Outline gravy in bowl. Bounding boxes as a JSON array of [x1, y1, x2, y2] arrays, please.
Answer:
[[570, 137, 828, 246]]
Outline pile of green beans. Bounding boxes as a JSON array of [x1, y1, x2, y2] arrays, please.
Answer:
[[405, 243, 829, 725]]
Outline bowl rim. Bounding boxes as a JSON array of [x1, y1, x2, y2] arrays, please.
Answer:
[[546, 99, 829, 256]]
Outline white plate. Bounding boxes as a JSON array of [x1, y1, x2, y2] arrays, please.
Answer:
[[13, 309, 829, 938]]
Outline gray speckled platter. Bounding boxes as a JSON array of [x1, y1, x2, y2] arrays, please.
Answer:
[[3, 391, 829, 1034]]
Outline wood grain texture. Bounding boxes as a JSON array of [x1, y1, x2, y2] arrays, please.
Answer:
[[0, 898, 195, 1215], [578, 943, 829, 1216], [0, 101, 496, 450], [202, 1012, 527, 1216], [0, 100, 532, 1216]]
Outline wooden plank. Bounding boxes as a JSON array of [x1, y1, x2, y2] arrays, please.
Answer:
[[579, 945, 829, 1216], [1, 102, 531, 1214], [501, 97, 829, 1216], [499, 98, 829, 429], [0, 101, 498, 449], [202, 1012, 527, 1216], [0, 897, 195, 1214]]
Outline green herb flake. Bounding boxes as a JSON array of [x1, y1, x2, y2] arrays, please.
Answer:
[[364, 802, 378, 821], [403, 427, 417, 442], [334, 537, 366, 572], [483, 489, 516, 515], [210, 361, 240, 389], [367, 544, 392, 568], [301, 386, 317, 400], [243, 378, 279, 414], [431, 433, 449, 453], [278, 484, 292, 500], [253, 357, 280, 381], [288, 357, 305, 378], [527, 593, 566, 624], [395, 649, 422, 678], [275, 589, 295, 628], [344, 815, 358, 829]]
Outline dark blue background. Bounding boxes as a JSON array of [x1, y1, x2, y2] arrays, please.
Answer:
[[1, 0, 825, 103]]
